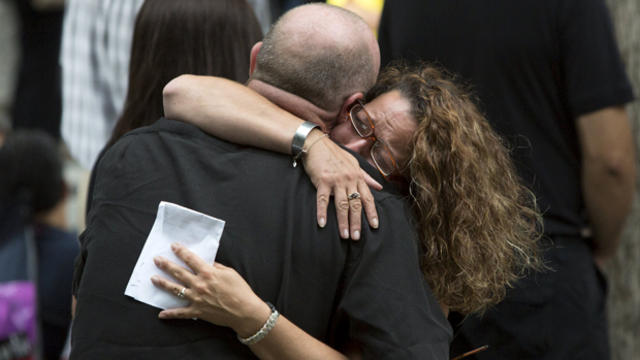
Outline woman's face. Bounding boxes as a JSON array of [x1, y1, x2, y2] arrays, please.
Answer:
[[330, 90, 417, 175]]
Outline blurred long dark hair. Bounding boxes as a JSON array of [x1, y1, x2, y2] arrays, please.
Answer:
[[107, 0, 263, 148]]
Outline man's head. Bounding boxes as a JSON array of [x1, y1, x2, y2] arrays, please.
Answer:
[[249, 4, 380, 116]]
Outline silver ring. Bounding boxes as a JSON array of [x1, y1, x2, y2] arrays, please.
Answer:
[[177, 287, 187, 298], [348, 192, 361, 200]]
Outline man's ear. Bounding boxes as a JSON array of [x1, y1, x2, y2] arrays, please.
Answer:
[[337, 92, 365, 123], [249, 41, 263, 76]]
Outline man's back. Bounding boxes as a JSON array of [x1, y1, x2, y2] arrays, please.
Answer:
[[71, 119, 450, 359]]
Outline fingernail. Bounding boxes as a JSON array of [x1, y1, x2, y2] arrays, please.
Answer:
[[171, 243, 179, 251], [153, 256, 161, 264], [371, 218, 379, 229], [158, 312, 167, 319], [318, 217, 326, 228], [353, 230, 360, 240], [151, 275, 159, 282], [342, 229, 349, 239]]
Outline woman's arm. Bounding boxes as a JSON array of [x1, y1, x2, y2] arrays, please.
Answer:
[[163, 75, 381, 239], [151, 243, 350, 360], [163, 75, 301, 155]]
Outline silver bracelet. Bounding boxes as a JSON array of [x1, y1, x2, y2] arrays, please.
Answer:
[[291, 121, 320, 167], [237, 302, 279, 346], [291, 133, 329, 166]]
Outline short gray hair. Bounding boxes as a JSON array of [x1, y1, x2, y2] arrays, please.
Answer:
[[252, 4, 377, 111]]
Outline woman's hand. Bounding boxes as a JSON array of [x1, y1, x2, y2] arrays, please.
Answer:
[[151, 243, 271, 337], [303, 130, 382, 240]]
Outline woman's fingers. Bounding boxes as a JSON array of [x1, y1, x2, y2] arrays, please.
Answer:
[[171, 243, 209, 271], [358, 179, 379, 229], [347, 186, 362, 240], [150, 275, 190, 300], [334, 189, 350, 239], [153, 255, 197, 285], [158, 307, 197, 320], [303, 137, 381, 238], [317, 175, 379, 238], [362, 170, 383, 191], [316, 183, 331, 228]]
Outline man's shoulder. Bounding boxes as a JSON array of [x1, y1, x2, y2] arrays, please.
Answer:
[[101, 118, 283, 168], [117, 118, 233, 149]]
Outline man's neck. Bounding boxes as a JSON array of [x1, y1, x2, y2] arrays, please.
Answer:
[[248, 80, 338, 131]]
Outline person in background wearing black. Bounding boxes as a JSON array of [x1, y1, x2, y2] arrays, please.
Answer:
[[79, 0, 263, 218], [70, 4, 450, 359], [10, 0, 64, 140], [377, 0, 636, 358], [0, 130, 79, 359]]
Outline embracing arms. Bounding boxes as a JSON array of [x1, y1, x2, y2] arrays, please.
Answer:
[[163, 75, 301, 155], [163, 75, 381, 240], [152, 244, 351, 360]]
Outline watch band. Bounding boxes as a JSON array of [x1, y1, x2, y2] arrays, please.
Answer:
[[291, 121, 320, 167]]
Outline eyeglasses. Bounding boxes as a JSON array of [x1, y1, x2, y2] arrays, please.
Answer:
[[349, 99, 399, 177]]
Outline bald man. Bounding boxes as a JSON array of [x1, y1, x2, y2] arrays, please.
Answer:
[[70, 4, 451, 359]]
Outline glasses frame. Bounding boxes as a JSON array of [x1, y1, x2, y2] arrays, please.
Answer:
[[348, 99, 400, 177]]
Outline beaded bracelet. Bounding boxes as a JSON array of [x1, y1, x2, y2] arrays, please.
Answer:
[[237, 302, 280, 346]]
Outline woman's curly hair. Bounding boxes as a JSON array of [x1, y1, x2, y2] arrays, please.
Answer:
[[366, 63, 544, 314]]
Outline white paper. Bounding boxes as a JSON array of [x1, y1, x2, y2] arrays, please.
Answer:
[[125, 201, 225, 309]]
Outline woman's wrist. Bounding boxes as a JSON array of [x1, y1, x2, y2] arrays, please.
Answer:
[[232, 299, 273, 338], [302, 129, 331, 158], [303, 128, 327, 147]]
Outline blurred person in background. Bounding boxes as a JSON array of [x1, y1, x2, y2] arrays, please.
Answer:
[[79, 0, 262, 216], [326, 0, 383, 34], [9, 0, 64, 140], [104, 0, 262, 150], [60, 0, 271, 170], [0, 130, 79, 360], [377, 1, 636, 359], [60, 0, 145, 170], [0, 117, 9, 146], [0, 0, 19, 132]]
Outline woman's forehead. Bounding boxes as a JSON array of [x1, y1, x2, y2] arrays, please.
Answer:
[[366, 90, 416, 161]]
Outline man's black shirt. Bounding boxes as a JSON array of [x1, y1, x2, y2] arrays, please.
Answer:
[[71, 119, 451, 359]]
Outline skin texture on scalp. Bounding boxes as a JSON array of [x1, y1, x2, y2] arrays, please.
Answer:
[[252, 3, 380, 112]]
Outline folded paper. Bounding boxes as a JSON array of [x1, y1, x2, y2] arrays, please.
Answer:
[[125, 201, 225, 309]]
